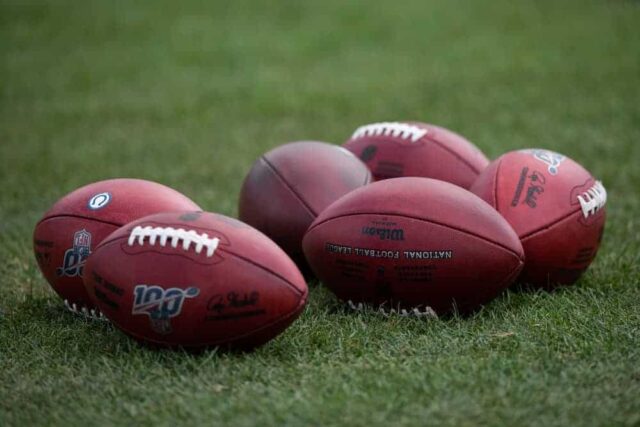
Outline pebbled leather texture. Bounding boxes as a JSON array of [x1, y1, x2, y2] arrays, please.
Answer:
[[33, 179, 201, 312], [343, 122, 489, 188], [239, 141, 371, 270], [303, 177, 524, 314], [471, 149, 606, 288], [84, 211, 308, 349]]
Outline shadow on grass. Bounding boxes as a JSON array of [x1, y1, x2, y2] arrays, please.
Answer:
[[4, 295, 322, 369], [2, 279, 596, 370]]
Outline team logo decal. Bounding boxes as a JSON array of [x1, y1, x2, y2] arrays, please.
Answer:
[[132, 285, 199, 334], [523, 149, 566, 175], [56, 230, 92, 277], [87, 192, 112, 210]]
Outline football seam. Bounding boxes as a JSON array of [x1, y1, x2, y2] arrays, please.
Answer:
[[500, 255, 525, 288], [36, 213, 124, 228], [93, 235, 307, 298], [88, 239, 308, 347], [519, 207, 585, 242], [109, 294, 307, 349], [423, 132, 484, 174], [260, 155, 318, 217], [306, 211, 524, 260], [492, 157, 504, 211], [223, 248, 307, 297], [362, 169, 373, 186], [455, 255, 524, 313]]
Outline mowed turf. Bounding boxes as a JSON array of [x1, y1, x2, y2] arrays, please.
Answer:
[[1, 0, 639, 425]]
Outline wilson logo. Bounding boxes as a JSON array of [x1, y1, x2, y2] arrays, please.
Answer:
[[361, 227, 405, 241]]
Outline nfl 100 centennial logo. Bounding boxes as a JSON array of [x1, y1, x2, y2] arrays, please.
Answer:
[[132, 285, 200, 334], [57, 229, 92, 277]]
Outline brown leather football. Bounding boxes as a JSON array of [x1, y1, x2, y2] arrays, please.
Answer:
[[302, 177, 524, 314], [238, 141, 372, 270], [83, 211, 308, 349], [343, 122, 489, 189], [470, 149, 607, 288], [33, 179, 201, 318]]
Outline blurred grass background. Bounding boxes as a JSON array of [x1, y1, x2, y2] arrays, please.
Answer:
[[1, 0, 639, 425]]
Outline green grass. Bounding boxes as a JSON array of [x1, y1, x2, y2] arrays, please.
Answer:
[[1, 0, 639, 425]]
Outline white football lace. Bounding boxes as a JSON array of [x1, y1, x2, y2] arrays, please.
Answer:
[[351, 122, 428, 143], [64, 300, 108, 322], [127, 226, 220, 257], [347, 300, 439, 319], [577, 181, 607, 218]]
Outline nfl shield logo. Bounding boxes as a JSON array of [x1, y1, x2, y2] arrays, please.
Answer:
[[57, 229, 92, 277], [73, 230, 92, 256]]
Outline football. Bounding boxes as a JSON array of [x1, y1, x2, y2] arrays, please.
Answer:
[[302, 178, 524, 314], [83, 211, 308, 349], [343, 121, 489, 189], [470, 149, 607, 288], [33, 179, 201, 317], [239, 141, 372, 269]]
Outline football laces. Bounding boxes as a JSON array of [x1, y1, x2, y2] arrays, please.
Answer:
[[351, 122, 428, 143], [346, 300, 438, 319], [577, 181, 607, 218], [127, 226, 220, 257], [64, 300, 108, 321]]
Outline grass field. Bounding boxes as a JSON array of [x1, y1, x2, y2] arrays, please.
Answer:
[[1, 0, 639, 425]]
